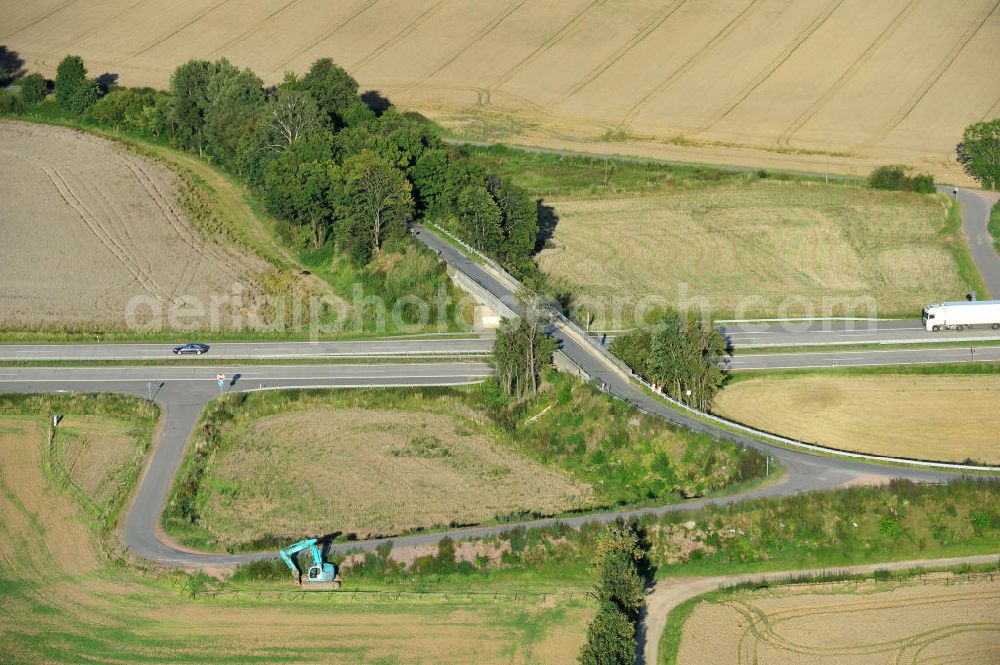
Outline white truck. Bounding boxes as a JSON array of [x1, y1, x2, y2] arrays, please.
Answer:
[[922, 300, 1000, 332]]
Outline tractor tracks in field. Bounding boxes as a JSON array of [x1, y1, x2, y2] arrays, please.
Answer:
[[0, 0, 79, 41], [620, 0, 764, 131], [730, 587, 1000, 662], [271, 0, 379, 72], [641, 554, 1000, 665], [553, 0, 689, 106], [36, 160, 172, 303], [688, 0, 845, 137], [208, 0, 308, 58], [119, 154, 253, 295], [349, 0, 447, 74], [395, 0, 527, 96], [129, 0, 233, 60], [774, 0, 919, 149], [862, 0, 1000, 150], [489, 0, 610, 94]]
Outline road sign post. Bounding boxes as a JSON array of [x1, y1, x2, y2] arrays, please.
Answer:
[[217, 373, 226, 393]]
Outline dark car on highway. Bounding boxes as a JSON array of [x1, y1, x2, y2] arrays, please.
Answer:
[[172, 343, 210, 355]]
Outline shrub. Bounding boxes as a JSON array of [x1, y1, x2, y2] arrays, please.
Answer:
[[19, 73, 48, 105], [0, 90, 23, 114], [868, 165, 935, 193]]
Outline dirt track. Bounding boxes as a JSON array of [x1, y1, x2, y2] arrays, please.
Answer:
[[0, 121, 265, 331], [642, 552, 1000, 665]]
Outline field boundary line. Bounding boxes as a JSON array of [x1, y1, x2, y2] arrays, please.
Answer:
[[350, 0, 446, 73], [271, 0, 379, 71], [554, 0, 688, 105], [774, 0, 919, 148], [621, 0, 765, 129], [691, 0, 845, 135], [864, 0, 1000, 148]]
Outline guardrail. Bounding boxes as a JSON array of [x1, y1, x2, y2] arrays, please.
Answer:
[[416, 224, 999, 473]]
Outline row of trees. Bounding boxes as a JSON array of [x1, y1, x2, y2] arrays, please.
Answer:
[[578, 525, 649, 665], [10, 54, 541, 271], [610, 310, 728, 411]]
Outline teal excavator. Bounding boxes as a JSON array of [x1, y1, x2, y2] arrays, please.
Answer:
[[279, 538, 340, 590]]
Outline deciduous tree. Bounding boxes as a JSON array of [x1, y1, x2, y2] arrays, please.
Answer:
[[957, 119, 1000, 190], [342, 150, 413, 258], [55, 55, 98, 114]]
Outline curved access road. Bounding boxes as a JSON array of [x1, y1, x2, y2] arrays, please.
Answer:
[[0, 362, 491, 567], [943, 185, 1000, 298], [639, 551, 1000, 665], [1, 220, 995, 571]]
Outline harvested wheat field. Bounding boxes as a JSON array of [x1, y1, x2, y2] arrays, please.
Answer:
[[197, 408, 593, 545], [3, 0, 998, 181], [677, 574, 1000, 665], [714, 373, 1000, 464], [539, 182, 966, 322], [0, 121, 267, 331], [0, 413, 590, 664]]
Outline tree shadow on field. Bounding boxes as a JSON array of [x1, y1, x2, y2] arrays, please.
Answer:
[[0, 45, 25, 87], [535, 198, 559, 253], [360, 89, 392, 115], [95, 72, 119, 92]]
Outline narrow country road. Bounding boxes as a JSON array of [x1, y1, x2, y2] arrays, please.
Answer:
[[0, 225, 994, 571], [639, 552, 1000, 665], [946, 186, 1000, 298]]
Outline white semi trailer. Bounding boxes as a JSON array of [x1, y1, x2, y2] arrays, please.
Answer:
[[922, 300, 1000, 332]]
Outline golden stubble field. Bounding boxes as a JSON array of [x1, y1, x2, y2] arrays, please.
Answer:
[[0, 415, 589, 664], [538, 182, 965, 323], [198, 408, 594, 544], [0, 121, 267, 330], [2, 0, 998, 181], [677, 575, 1000, 665], [713, 373, 1000, 464]]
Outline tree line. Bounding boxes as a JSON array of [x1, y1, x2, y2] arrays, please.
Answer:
[[2, 55, 541, 272], [610, 310, 728, 411], [578, 525, 650, 665]]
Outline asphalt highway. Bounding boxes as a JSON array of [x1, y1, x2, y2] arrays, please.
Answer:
[[728, 344, 1000, 371], [718, 318, 1000, 348], [0, 338, 492, 361], [0, 221, 995, 571]]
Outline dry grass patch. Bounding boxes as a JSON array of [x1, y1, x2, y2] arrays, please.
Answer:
[[197, 408, 593, 545], [0, 121, 268, 331], [0, 413, 590, 664], [6, 1, 999, 180], [713, 374, 1000, 464], [677, 575, 1000, 665], [539, 182, 965, 322], [56, 415, 144, 508]]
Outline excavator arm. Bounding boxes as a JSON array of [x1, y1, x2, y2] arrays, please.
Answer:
[[278, 538, 319, 582]]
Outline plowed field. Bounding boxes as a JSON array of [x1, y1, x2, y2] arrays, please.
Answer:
[[0, 121, 266, 330]]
